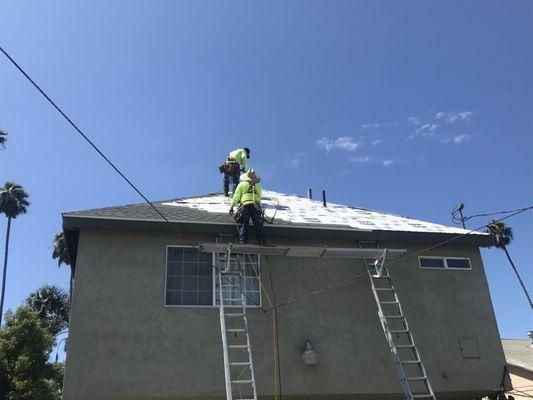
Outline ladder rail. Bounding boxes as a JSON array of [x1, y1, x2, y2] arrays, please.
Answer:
[[218, 270, 234, 400], [360, 241, 436, 400], [218, 250, 258, 400]]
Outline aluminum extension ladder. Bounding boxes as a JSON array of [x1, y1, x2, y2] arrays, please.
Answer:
[[218, 255, 258, 400], [360, 241, 436, 400]]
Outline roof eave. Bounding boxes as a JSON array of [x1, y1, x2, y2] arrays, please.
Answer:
[[62, 214, 493, 247]]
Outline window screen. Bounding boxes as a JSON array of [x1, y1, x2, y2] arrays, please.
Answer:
[[165, 247, 261, 307], [214, 254, 261, 307], [445, 258, 471, 269], [419, 257, 445, 269], [166, 247, 213, 306]]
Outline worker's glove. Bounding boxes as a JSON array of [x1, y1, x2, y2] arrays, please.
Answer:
[[229, 207, 234, 215]]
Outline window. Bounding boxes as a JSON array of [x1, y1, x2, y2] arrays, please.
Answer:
[[419, 256, 471, 270], [165, 246, 261, 307]]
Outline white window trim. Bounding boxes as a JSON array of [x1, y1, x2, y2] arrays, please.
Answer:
[[418, 255, 472, 271], [164, 245, 262, 308]]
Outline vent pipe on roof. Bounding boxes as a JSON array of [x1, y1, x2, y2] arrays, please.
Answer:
[[307, 188, 312, 199], [322, 190, 327, 207], [528, 331, 533, 347]]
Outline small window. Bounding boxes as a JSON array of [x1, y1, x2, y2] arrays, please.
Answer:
[[419, 257, 445, 269], [419, 256, 472, 270], [445, 258, 471, 269]]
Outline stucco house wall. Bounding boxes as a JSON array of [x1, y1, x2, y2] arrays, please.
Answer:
[[62, 228, 505, 400]]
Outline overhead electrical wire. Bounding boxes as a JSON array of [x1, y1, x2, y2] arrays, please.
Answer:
[[464, 205, 533, 222]]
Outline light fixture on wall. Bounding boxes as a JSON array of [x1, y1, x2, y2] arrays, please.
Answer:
[[301, 340, 318, 366]]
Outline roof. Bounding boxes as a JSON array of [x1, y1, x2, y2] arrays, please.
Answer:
[[502, 339, 533, 372], [63, 190, 489, 239]]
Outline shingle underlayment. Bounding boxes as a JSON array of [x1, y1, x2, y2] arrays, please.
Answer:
[[162, 190, 481, 235]]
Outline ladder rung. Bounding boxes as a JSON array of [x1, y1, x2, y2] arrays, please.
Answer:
[[226, 329, 246, 333], [412, 395, 434, 399], [231, 379, 253, 384], [230, 361, 251, 366], [407, 376, 427, 381], [225, 313, 245, 317], [396, 344, 415, 349], [401, 360, 421, 364], [372, 275, 390, 279], [226, 298, 244, 302], [228, 345, 248, 349], [380, 301, 399, 305], [384, 315, 404, 319], [390, 329, 409, 333], [375, 288, 394, 291]]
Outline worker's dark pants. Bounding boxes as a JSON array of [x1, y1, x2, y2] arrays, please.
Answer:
[[223, 172, 240, 195], [237, 204, 266, 245]]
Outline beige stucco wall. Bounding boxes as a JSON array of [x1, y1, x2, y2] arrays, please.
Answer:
[[63, 229, 505, 400]]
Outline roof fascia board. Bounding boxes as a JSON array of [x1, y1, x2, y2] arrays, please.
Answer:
[[62, 215, 492, 247]]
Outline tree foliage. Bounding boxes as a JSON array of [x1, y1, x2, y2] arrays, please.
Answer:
[[25, 285, 69, 337], [0, 181, 30, 219], [52, 232, 70, 267], [0, 307, 62, 400], [486, 219, 514, 248], [0, 129, 7, 150]]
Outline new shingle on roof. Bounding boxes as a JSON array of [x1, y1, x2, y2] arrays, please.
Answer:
[[64, 190, 485, 236]]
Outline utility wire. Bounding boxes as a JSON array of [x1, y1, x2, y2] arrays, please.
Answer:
[[0, 45, 169, 223], [464, 205, 533, 222]]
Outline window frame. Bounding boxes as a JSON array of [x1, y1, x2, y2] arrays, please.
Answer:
[[418, 255, 472, 271], [164, 245, 262, 308]]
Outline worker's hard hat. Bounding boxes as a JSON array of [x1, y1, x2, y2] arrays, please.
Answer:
[[244, 148, 250, 158]]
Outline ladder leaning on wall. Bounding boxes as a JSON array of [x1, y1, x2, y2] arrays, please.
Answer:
[[361, 241, 436, 400], [217, 248, 258, 400]]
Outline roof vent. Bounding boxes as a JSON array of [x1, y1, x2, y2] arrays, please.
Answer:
[[322, 190, 327, 207], [528, 331, 533, 347], [307, 188, 312, 199]]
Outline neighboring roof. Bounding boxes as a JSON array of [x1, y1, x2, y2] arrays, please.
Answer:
[[502, 340, 533, 372], [64, 190, 485, 235]]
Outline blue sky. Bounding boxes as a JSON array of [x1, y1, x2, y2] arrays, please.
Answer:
[[1, 0, 531, 356]]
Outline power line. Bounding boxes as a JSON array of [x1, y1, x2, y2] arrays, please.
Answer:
[[464, 205, 533, 222], [0, 45, 169, 223]]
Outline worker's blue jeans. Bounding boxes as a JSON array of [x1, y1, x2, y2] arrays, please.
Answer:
[[237, 204, 266, 245], [223, 172, 240, 195]]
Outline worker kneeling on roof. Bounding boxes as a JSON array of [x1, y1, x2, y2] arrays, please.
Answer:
[[219, 147, 250, 197], [229, 169, 266, 245]]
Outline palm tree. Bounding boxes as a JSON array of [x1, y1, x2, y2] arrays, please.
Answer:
[[25, 284, 70, 336], [486, 219, 532, 310], [0, 182, 30, 325], [0, 129, 7, 150], [52, 232, 74, 306]]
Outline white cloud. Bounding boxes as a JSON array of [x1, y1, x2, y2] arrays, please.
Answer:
[[350, 156, 373, 164], [316, 136, 359, 153], [371, 139, 382, 146], [289, 151, 306, 168], [361, 123, 380, 129], [434, 111, 473, 123], [453, 134, 470, 144], [440, 133, 471, 144], [407, 117, 421, 126], [415, 123, 439, 137], [349, 156, 396, 167]]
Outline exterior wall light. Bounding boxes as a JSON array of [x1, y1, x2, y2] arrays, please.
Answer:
[[301, 340, 318, 366]]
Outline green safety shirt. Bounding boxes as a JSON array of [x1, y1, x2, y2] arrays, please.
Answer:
[[228, 148, 248, 171], [231, 182, 262, 208]]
